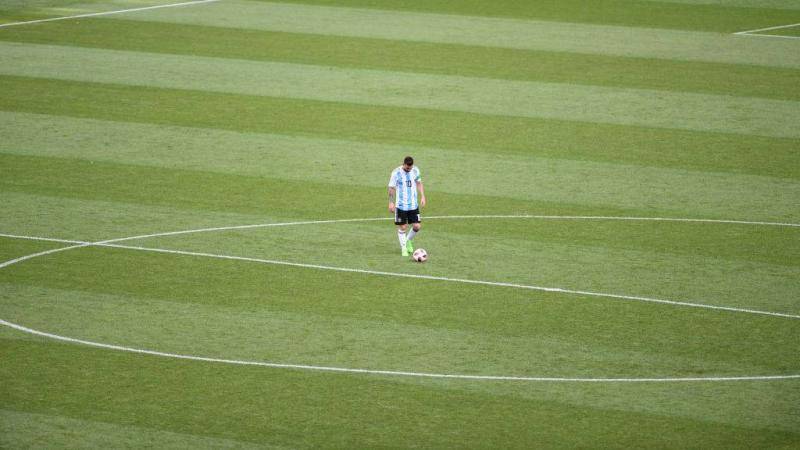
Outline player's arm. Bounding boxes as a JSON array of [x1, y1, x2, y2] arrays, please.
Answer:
[[416, 181, 426, 208], [388, 186, 396, 213]]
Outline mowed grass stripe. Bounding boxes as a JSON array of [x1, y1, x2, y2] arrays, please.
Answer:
[[3, 76, 800, 180], [111, 0, 800, 68], [5, 341, 797, 449], [260, 0, 800, 31], [3, 113, 800, 222], [2, 20, 799, 101], [2, 42, 799, 138], [0, 274, 794, 377]]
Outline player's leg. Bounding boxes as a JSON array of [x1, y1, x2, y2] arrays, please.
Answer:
[[405, 210, 421, 252], [398, 224, 409, 255], [395, 209, 409, 255]]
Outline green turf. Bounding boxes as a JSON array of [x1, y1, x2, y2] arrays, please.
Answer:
[[263, 0, 800, 32], [4, 340, 797, 448], [98, 0, 800, 68], [3, 79, 800, 181], [2, 19, 800, 101], [1, 0, 799, 448], [3, 41, 798, 139]]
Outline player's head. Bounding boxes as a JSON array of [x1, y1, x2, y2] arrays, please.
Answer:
[[403, 156, 414, 172]]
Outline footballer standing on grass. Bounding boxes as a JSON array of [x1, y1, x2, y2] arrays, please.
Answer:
[[388, 156, 427, 257]]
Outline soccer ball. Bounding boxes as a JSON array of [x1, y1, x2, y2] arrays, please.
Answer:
[[412, 248, 428, 262]]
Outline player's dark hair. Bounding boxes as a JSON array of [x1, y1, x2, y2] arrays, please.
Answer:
[[404, 156, 414, 165]]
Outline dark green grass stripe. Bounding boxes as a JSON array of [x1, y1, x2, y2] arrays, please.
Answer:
[[2, 76, 799, 179], [264, 0, 800, 33], [1, 19, 798, 101]]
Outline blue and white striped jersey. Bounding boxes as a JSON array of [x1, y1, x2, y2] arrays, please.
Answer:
[[388, 166, 422, 211]]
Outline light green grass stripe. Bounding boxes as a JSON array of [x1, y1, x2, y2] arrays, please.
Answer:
[[2, 43, 799, 139], [0, 409, 275, 449], [3, 112, 799, 221], [106, 0, 800, 68]]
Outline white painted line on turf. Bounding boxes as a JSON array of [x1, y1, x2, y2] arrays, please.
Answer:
[[3, 318, 798, 383], [2, 215, 800, 382], [0, 244, 90, 270], [735, 32, 800, 40], [735, 22, 800, 34], [425, 215, 800, 228], [1, 214, 797, 249], [86, 242, 800, 320], [734, 22, 800, 39], [67, 214, 800, 245], [94, 217, 392, 243], [0, 0, 220, 29], [2, 213, 799, 319]]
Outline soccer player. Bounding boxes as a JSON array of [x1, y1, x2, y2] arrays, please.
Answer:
[[388, 156, 426, 256]]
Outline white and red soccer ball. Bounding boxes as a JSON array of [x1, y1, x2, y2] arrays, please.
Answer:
[[412, 248, 428, 262]]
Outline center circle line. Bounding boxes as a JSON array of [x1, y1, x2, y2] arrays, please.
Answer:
[[1, 214, 798, 382]]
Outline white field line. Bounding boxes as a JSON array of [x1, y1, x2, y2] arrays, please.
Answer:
[[735, 22, 800, 34], [0, 0, 220, 29], [93, 242, 800, 320], [734, 22, 800, 39], [75, 215, 800, 244], [2, 318, 798, 383], [2, 215, 800, 382], [735, 33, 800, 40], [2, 215, 797, 248], [2, 212, 800, 320]]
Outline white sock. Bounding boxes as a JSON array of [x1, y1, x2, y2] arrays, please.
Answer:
[[397, 229, 407, 249], [407, 228, 418, 241]]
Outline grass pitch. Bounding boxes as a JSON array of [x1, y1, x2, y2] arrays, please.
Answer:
[[1, 0, 799, 448]]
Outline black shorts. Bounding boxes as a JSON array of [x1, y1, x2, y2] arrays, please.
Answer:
[[395, 208, 421, 225]]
